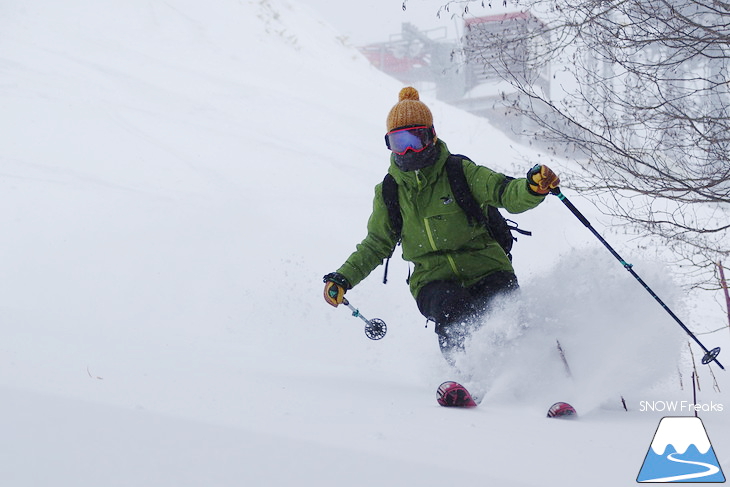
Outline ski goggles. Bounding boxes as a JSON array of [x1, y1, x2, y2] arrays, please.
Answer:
[[384, 125, 435, 155]]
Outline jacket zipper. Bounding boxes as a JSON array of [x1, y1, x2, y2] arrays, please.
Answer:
[[417, 170, 462, 279]]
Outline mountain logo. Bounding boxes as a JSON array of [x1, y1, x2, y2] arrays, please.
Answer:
[[637, 416, 725, 483]]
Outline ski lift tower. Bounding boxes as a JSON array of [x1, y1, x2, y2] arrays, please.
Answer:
[[359, 23, 463, 98]]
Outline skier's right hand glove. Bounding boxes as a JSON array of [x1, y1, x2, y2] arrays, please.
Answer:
[[526, 164, 560, 195], [323, 272, 351, 307]]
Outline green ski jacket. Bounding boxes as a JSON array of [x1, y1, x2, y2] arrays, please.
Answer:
[[337, 140, 546, 299]]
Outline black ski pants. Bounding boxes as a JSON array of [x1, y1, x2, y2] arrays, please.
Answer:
[[416, 271, 519, 364]]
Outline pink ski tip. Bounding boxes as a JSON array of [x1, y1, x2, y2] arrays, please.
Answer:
[[437, 381, 478, 407], [547, 402, 577, 418]]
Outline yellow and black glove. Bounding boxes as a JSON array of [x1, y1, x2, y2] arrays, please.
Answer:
[[323, 272, 351, 307], [527, 164, 560, 195]]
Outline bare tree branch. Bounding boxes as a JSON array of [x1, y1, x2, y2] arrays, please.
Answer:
[[450, 0, 729, 285]]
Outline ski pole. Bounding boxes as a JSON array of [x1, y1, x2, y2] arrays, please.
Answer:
[[342, 298, 387, 340], [550, 188, 724, 370]]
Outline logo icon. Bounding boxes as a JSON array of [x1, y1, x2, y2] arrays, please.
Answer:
[[637, 416, 725, 483]]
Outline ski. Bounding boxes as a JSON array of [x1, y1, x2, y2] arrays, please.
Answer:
[[437, 381, 478, 407], [547, 401, 577, 419], [437, 382, 578, 418]]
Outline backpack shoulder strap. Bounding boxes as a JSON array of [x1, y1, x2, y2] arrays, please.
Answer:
[[445, 155, 492, 232], [381, 173, 402, 240], [381, 173, 403, 284]]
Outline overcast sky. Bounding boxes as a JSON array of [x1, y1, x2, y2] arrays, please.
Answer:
[[300, 0, 519, 46]]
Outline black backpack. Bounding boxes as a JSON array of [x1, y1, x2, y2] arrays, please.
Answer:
[[381, 154, 531, 283]]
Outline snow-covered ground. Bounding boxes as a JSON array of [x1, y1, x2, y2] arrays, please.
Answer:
[[0, 1, 727, 486]]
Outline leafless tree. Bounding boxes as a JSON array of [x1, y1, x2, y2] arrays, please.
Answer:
[[444, 0, 730, 286]]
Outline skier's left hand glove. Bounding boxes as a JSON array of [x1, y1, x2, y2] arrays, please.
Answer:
[[527, 164, 560, 195], [323, 272, 351, 307]]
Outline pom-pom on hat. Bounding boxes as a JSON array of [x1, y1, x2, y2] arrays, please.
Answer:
[[386, 86, 433, 132]]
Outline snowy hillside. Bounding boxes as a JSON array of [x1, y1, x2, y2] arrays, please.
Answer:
[[0, 1, 728, 486]]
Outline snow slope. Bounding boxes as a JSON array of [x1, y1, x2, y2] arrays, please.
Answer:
[[0, 1, 728, 486]]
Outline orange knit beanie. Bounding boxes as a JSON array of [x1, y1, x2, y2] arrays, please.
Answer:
[[386, 87, 434, 132]]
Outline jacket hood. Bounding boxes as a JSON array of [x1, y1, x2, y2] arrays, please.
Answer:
[[388, 139, 450, 189]]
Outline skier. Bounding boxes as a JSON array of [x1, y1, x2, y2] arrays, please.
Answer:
[[323, 86, 559, 367]]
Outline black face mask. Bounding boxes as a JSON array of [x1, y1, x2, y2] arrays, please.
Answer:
[[394, 143, 438, 171]]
